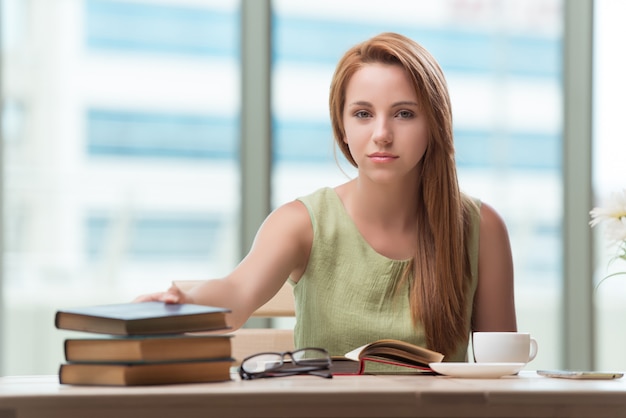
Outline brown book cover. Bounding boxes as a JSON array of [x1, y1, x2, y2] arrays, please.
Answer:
[[55, 302, 230, 336], [339, 339, 444, 374], [58, 358, 233, 386], [64, 334, 232, 363]]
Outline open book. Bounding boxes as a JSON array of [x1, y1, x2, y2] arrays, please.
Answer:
[[334, 339, 444, 375]]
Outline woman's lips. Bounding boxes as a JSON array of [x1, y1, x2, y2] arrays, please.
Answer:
[[368, 152, 398, 162]]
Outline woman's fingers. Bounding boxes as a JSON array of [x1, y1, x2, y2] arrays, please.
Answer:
[[132, 290, 181, 304]]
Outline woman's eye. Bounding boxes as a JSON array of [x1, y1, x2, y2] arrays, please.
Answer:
[[354, 110, 371, 118], [397, 110, 414, 119]]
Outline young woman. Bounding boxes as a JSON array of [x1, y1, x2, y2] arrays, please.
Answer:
[[136, 32, 516, 360]]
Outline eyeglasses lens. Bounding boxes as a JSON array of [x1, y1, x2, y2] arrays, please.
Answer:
[[292, 348, 330, 366], [241, 353, 283, 373]]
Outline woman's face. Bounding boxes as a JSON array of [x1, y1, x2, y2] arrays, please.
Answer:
[[342, 63, 429, 186]]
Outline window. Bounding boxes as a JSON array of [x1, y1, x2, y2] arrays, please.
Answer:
[[592, 0, 626, 371], [1, 0, 240, 375]]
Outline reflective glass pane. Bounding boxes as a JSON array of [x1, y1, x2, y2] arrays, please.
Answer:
[[592, 0, 626, 371], [1, 0, 240, 374], [272, 0, 562, 369]]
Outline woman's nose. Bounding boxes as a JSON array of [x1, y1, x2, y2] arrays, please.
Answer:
[[372, 118, 392, 144]]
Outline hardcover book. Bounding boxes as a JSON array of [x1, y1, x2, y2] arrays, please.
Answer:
[[58, 358, 233, 386], [64, 334, 232, 363], [55, 302, 230, 335]]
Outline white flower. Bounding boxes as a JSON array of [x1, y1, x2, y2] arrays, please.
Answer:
[[605, 217, 626, 244], [590, 189, 626, 263], [590, 188, 626, 222]]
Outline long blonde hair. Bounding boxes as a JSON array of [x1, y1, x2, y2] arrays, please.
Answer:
[[329, 32, 475, 356]]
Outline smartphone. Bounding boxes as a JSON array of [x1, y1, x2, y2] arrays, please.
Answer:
[[537, 370, 624, 380]]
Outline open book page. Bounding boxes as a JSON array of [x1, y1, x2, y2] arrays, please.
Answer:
[[345, 339, 444, 368]]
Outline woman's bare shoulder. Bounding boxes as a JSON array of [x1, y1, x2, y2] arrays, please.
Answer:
[[250, 199, 313, 282], [479, 201, 509, 232], [269, 199, 311, 226], [256, 199, 313, 250]]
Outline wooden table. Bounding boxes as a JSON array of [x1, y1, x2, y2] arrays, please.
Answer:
[[1, 371, 625, 418]]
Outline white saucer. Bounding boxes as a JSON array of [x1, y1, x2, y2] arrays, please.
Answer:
[[429, 362, 525, 378]]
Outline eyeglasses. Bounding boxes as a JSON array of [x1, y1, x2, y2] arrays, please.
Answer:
[[238, 348, 332, 380]]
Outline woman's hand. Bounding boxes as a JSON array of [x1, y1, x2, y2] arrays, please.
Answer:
[[133, 283, 193, 304]]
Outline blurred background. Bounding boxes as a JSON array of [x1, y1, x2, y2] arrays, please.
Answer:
[[1, 0, 623, 375]]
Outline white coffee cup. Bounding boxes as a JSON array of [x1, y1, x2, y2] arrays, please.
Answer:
[[472, 332, 538, 363]]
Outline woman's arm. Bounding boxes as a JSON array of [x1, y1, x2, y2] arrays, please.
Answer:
[[472, 202, 517, 331], [134, 200, 313, 330]]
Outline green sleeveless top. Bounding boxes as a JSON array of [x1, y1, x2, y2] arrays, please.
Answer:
[[289, 187, 480, 362]]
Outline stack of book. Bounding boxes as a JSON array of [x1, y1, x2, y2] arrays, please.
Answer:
[[54, 301, 233, 386]]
